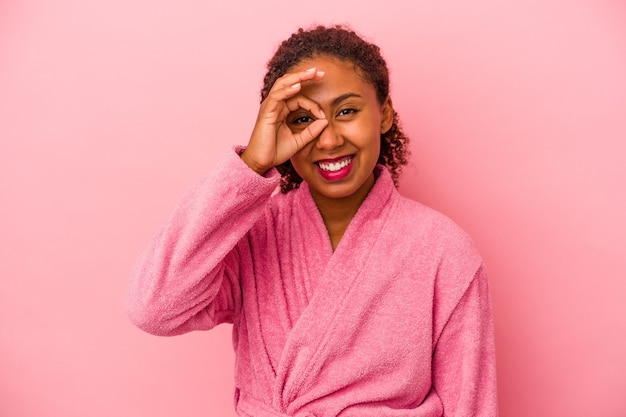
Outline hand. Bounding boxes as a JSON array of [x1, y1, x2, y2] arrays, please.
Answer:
[[241, 68, 328, 175]]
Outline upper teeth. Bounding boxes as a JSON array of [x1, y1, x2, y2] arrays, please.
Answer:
[[318, 157, 352, 172]]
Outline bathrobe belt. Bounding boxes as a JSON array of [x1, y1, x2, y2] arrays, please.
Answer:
[[236, 392, 317, 417]]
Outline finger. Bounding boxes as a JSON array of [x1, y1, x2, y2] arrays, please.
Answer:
[[264, 81, 302, 107], [284, 95, 326, 120], [293, 118, 329, 150], [256, 68, 326, 131], [265, 68, 325, 102], [271, 67, 325, 91]]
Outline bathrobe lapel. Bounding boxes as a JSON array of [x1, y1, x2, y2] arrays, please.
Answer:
[[273, 167, 396, 411]]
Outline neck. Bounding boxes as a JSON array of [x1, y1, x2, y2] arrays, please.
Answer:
[[309, 173, 375, 250]]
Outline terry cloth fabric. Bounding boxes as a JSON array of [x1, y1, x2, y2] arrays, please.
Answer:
[[127, 147, 498, 416]]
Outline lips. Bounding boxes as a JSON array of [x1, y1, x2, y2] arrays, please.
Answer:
[[316, 155, 353, 172], [315, 155, 354, 181]]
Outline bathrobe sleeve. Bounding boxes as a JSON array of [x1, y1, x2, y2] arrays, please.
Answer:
[[432, 264, 498, 416], [126, 147, 281, 336]]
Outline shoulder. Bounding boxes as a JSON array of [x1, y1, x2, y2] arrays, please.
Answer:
[[389, 192, 484, 298], [390, 193, 479, 259]]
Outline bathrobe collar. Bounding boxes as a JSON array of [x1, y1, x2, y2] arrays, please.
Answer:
[[295, 164, 394, 255], [272, 164, 398, 412]]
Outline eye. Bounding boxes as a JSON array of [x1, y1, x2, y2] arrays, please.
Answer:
[[288, 114, 315, 132], [292, 115, 314, 124], [337, 108, 357, 117]]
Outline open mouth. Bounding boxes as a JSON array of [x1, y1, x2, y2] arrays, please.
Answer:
[[316, 155, 353, 172]]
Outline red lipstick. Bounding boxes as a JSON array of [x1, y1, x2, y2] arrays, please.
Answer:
[[315, 155, 354, 181]]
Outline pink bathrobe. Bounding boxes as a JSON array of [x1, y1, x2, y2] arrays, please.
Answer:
[[127, 148, 498, 417]]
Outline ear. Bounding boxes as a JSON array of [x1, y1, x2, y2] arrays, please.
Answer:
[[380, 96, 394, 134]]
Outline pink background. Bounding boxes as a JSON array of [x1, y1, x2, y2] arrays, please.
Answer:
[[1, 0, 625, 416]]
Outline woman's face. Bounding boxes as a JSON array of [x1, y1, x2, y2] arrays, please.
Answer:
[[287, 56, 393, 206]]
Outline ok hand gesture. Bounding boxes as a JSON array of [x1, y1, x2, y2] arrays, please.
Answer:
[[241, 68, 328, 175]]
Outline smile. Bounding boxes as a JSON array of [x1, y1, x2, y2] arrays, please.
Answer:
[[315, 155, 354, 181], [317, 156, 353, 172]]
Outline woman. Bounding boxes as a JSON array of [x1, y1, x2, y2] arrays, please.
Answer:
[[127, 25, 498, 417]]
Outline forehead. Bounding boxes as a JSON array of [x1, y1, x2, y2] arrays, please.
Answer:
[[291, 56, 378, 103]]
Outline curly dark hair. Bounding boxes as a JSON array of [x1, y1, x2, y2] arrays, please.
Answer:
[[261, 24, 410, 193]]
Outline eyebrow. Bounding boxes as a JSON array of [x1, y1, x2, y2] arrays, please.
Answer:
[[332, 93, 362, 106]]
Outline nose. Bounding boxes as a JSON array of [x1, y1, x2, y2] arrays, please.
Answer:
[[315, 121, 343, 150]]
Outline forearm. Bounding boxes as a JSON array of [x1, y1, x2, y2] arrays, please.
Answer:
[[126, 147, 281, 335]]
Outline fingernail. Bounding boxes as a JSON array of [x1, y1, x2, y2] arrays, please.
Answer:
[[319, 109, 326, 118], [306, 67, 316, 72], [291, 82, 301, 89], [316, 71, 325, 77]]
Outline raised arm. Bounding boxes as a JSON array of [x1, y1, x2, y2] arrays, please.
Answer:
[[127, 67, 328, 336], [126, 149, 281, 336]]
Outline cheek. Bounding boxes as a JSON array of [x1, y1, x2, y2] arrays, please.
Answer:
[[349, 112, 382, 140], [351, 120, 382, 153], [361, 126, 382, 165], [370, 140, 382, 165], [289, 150, 310, 177]]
